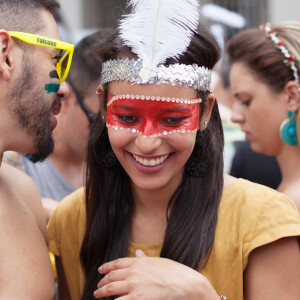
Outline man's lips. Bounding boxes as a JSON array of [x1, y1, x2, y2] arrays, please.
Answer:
[[51, 98, 62, 115]]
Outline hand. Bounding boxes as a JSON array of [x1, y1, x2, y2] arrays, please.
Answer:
[[93, 250, 219, 299]]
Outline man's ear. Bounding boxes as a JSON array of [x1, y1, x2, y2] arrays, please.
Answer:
[[283, 81, 300, 112], [0, 30, 13, 81], [199, 93, 215, 131]]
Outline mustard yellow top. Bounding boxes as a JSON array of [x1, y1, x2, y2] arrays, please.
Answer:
[[47, 179, 300, 300]]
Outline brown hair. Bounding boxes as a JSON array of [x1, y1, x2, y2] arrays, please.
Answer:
[[0, 0, 60, 33], [226, 21, 300, 93]]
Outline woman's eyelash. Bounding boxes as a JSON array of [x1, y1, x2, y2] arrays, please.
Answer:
[[117, 115, 139, 123], [241, 100, 251, 106], [163, 117, 186, 125]]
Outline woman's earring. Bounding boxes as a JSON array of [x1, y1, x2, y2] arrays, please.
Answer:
[[280, 110, 298, 146]]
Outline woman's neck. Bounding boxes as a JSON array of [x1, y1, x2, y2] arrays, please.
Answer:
[[130, 175, 182, 244], [276, 145, 300, 191]]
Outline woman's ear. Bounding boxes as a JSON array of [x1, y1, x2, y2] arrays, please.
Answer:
[[283, 81, 300, 112], [97, 82, 106, 121], [199, 93, 215, 131], [96, 82, 104, 104]]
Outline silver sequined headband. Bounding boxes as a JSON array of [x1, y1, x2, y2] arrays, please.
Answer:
[[101, 59, 212, 91]]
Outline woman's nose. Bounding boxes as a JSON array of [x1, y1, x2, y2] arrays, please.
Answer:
[[135, 134, 162, 154], [230, 102, 245, 124]]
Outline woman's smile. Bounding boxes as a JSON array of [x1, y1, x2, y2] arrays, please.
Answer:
[[132, 153, 170, 167]]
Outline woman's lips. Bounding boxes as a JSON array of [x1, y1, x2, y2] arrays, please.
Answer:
[[129, 152, 172, 174]]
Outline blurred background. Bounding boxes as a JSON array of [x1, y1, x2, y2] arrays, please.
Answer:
[[56, 0, 300, 45]]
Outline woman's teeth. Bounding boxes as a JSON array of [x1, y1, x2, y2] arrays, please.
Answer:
[[133, 154, 169, 166]]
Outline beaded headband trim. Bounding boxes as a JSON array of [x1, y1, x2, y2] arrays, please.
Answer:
[[260, 23, 299, 83], [106, 123, 198, 138], [101, 59, 212, 91], [107, 94, 202, 107]]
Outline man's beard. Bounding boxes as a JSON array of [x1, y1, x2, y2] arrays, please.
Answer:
[[9, 58, 55, 163]]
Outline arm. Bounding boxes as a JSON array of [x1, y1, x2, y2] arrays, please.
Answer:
[[56, 256, 72, 300], [94, 251, 221, 300], [244, 237, 300, 299], [42, 197, 59, 223]]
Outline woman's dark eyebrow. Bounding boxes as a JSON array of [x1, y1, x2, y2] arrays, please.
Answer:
[[111, 104, 135, 111], [163, 107, 191, 112]]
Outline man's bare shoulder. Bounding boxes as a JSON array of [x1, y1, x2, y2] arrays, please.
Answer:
[[3, 151, 26, 172], [0, 162, 47, 234]]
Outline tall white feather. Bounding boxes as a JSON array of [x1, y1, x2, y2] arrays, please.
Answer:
[[119, 0, 200, 80]]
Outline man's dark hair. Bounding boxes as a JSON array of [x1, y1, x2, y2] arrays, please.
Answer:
[[68, 30, 112, 98], [0, 0, 60, 33]]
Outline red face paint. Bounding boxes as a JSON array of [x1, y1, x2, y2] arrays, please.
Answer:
[[107, 93, 200, 136]]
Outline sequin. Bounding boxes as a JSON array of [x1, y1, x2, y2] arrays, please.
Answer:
[[101, 59, 212, 91]]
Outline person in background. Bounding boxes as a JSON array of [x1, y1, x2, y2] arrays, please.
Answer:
[[4, 30, 105, 221], [0, 0, 72, 298], [227, 21, 300, 210], [48, 2, 300, 300], [214, 55, 282, 189]]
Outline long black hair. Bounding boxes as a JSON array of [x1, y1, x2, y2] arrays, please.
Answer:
[[80, 24, 223, 300]]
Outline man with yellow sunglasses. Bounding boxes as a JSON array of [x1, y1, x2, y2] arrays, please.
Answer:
[[0, 1, 74, 299]]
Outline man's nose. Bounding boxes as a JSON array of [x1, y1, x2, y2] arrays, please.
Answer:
[[57, 81, 69, 100]]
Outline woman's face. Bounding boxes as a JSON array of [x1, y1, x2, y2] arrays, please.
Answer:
[[230, 62, 287, 156], [107, 81, 202, 191]]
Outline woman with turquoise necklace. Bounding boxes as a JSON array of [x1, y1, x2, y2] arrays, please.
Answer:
[[228, 21, 300, 211]]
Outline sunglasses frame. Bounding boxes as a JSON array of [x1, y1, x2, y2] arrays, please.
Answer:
[[67, 79, 96, 125], [8, 31, 74, 82]]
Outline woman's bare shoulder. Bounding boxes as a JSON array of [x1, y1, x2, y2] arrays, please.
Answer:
[[223, 173, 237, 190], [282, 181, 300, 212]]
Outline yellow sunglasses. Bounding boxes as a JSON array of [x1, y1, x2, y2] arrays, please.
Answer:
[[8, 31, 74, 82]]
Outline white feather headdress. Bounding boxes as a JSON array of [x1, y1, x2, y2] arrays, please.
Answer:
[[119, 0, 200, 80], [101, 0, 212, 91]]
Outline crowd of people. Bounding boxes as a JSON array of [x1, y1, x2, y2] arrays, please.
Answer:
[[0, 0, 300, 300]]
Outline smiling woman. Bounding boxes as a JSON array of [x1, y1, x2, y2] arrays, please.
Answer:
[[47, 2, 300, 300]]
